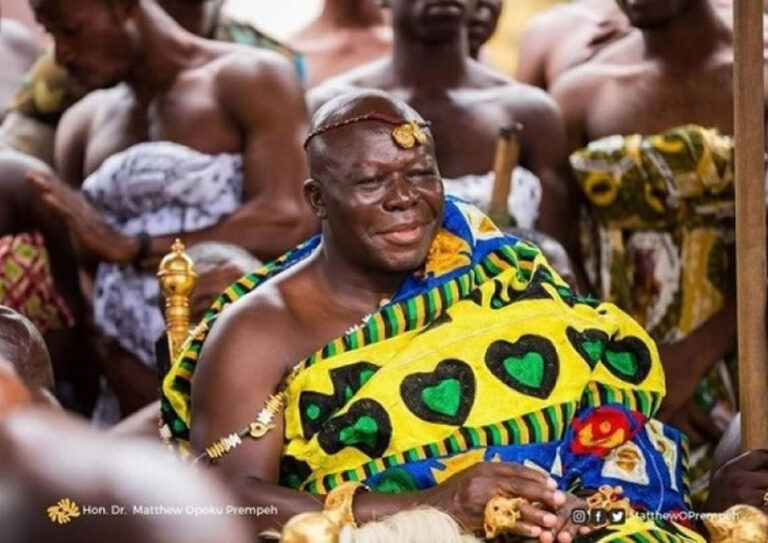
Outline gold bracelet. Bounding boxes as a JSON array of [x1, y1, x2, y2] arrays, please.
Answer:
[[196, 393, 285, 464], [323, 482, 369, 529]]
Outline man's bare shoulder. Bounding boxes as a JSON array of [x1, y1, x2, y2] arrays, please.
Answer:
[[467, 64, 562, 126], [206, 43, 300, 91], [307, 58, 391, 114], [195, 277, 299, 379], [526, 2, 603, 38]]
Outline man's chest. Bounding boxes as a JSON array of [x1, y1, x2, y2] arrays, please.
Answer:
[[82, 85, 241, 177], [407, 98, 514, 179], [584, 69, 735, 141]]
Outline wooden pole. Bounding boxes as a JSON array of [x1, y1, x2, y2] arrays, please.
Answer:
[[489, 124, 522, 228], [734, 0, 768, 450]]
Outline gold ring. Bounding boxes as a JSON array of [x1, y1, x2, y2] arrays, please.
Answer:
[[484, 495, 526, 539]]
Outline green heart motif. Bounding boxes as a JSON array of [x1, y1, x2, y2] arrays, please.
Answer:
[[401, 359, 475, 426], [503, 353, 544, 388], [566, 327, 609, 370], [583, 341, 604, 363], [485, 335, 559, 399], [422, 378, 461, 417], [602, 336, 652, 385], [604, 350, 637, 376], [318, 399, 391, 458], [339, 416, 379, 449]]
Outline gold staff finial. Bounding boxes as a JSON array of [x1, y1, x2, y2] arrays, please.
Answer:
[[157, 239, 197, 361]]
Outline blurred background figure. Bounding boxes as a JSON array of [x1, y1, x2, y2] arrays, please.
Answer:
[[467, 0, 503, 61], [0, 13, 38, 116], [290, 0, 392, 88], [0, 409, 253, 543]]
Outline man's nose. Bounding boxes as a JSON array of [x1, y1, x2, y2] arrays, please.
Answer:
[[383, 174, 419, 210]]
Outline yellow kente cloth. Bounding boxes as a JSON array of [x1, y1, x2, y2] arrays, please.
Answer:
[[162, 200, 703, 542]]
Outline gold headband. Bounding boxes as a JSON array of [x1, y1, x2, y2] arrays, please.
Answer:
[[304, 113, 431, 149]]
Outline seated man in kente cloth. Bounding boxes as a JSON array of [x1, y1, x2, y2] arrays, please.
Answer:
[[161, 90, 704, 542], [308, 0, 578, 266], [550, 0, 767, 503]]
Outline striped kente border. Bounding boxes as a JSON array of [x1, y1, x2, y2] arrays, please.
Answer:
[[605, 528, 699, 543], [679, 435, 692, 506], [300, 401, 577, 494], [581, 381, 663, 419], [304, 243, 547, 368]]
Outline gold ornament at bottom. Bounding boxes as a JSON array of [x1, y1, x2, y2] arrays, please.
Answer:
[[484, 495, 526, 539]]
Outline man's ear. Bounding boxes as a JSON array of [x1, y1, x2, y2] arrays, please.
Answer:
[[303, 179, 327, 220]]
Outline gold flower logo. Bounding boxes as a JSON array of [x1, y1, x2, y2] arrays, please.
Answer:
[[47, 498, 81, 525]]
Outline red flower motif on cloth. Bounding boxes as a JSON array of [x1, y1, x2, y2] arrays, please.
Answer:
[[571, 407, 646, 458]]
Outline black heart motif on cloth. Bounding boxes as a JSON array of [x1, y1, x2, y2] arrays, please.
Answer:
[[298, 362, 380, 439], [485, 335, 559, 399], [400, 359, 476, 425], [566, 327, 609, 370], [279, 455, 313, 490], [602, 336, 652, 385], [318, 398, 392, 458]]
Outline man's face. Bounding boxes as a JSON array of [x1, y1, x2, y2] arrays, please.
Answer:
[[310, 126, 444, 273], [32, 0, 138, 89], [388, 0, 471, 41], [467, 0, 502, 52], [615, 0, 688, 29]]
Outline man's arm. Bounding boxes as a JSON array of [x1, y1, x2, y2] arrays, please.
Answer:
[[190, 299, 321, 531], [53, 91, 93, 188], [147, 52, 317, 262]]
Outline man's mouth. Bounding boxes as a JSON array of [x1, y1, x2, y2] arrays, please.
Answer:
[[378, 222, 428, 246], [424, 0, 465, 17]]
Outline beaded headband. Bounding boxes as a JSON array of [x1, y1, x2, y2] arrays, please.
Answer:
[[304, 112, 432, 149]]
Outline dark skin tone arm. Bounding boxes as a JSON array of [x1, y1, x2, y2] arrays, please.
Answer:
[[191, 296, 569, 539], [30, 55, 317, 265]]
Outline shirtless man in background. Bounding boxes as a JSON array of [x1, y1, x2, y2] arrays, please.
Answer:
[[550, 0, 766, 501], [25, 0, 315, 420], [290, 0, 392, 88]]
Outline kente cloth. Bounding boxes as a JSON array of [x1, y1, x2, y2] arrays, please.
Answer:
[[442, 167, 542, 229], [0, 231, 74, 333], [570, 125, 739, 505], [82, 141, 242, 368], [161, 198, 703, 542]]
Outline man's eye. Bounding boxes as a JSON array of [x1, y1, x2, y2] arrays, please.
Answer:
[[356, 177, 383, 186], [409, 170, 437, 179]]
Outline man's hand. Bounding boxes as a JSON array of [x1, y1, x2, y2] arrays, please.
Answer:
[[421, 463, 565, 540], [705, 449, 768, 513], [26, 170, 136, 263], [548, 493, 593, 543]]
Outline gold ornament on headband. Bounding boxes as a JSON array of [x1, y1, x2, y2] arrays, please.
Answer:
[[392, 121, 428, 149]]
